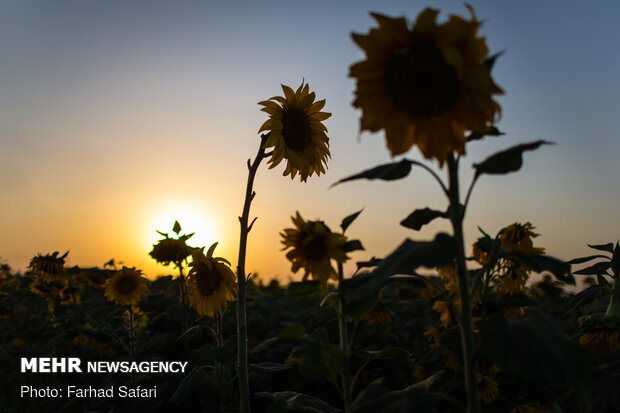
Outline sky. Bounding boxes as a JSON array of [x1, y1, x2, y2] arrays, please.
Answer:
[[1, 0, 619, 283]]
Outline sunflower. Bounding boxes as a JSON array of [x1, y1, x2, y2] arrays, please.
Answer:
[[258, 81, 331, 182], [349, 6, 502, 164], [280, 212, 348, 290], [499, 222, 545, 254], [104, 267, 148, 306], [28, 251, 68, 283], [187, 243, 237, 317], [149, 234, 193, 267]]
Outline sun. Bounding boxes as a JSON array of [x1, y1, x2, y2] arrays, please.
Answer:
[[145, 202, 219, 255]]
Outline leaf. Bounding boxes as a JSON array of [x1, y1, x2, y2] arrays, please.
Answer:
[[611, 241, 620, 276], [506, 249, 573, 285], [466, 125, 504, 142], [597, 274, 613, 294], [479, 310, 592, 393], [483, 50, 505, 72], [287, 281, 321, 296], [568, 254, 610, 265], [173, 220, 182, 235], [573, 261, 611, 276], [332, 160, 412, 187], [299, 334, 347, 383], [341, 209, 363, 233], [400, 208, 446, 231], [356, 346, 409, 361], [473, 140, 552, 178], [277, 324, 306, 340], [568, 285, 605, 312], [169, 366, 207, 404], [250, 362, 292, 374], [257, 391, 342, 413], [343, 233, 457, 302], [356, 257, 382, 271], [587, 242, 614, 253], [342, 240, 365, 253]]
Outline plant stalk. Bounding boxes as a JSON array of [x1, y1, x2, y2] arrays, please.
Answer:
[[337, 261, 352, 413], [447, 154, 480, 413], [236, 133, 269, 413]]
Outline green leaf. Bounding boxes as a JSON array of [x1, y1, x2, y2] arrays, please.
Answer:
[[400, 208, 446, 231], [473, 140, 552, 178], [250, 362, 292, 373], [341, 209, 363, 233], [257, 391, 342, 413], [172, 220, 182, 235], [356, 346, 409, 361], [597, 274, 613, 294], [332, 160, 412, 187], [479, 310, 592, 393], [568, 285, 605, 312], [299, 334, 347, 383], [342, 240, 365, 253], [588, 242, 614, 253], [343, 234, 457, 302], [277, 324, 306, 340], [169, 366, 207, 404]]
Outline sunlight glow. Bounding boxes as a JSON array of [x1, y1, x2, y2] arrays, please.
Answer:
[[144, 202, 220, 255]]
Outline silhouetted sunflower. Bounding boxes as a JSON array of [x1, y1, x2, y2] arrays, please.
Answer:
[[104, 267, 148, 306], [499, 222, 544, 254], [149, 235, 193, 266], [187, 243, 236, 317], [29, 251, 68, 283], [281, 212, 348, 290], [350, 6, 502, 164], [258, 81, 331, 182]]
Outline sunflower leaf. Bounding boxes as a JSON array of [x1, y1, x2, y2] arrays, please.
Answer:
[[341, 208, 364, 233], [343, 233, 457, 302], [356, 257, 382, 271], [342, 240, 365, 253], [473, 140, 553, 178], [596, 274, 613, 294], [567, 254, 610, 265], [611, 241, 620, 276], [173, 220, 182, 235], [466, 126, 504, 142], [587, 242, 614, 253], [400, 208, 447, 231], [573, 261, 611, 276], [504, 249, 573, 284], [483, 50, 505, 72], [331, 160, 412, 187]]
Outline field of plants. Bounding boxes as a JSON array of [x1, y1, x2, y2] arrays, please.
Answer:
[[2, 4, 620, 413]]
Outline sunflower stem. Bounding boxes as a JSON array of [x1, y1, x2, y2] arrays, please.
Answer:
[[236, 133, 269, 413], [128, 305, 135, 356], [447, 154, 480, 413], [217, 310, 226, 412], [337, 261, 352, 413]]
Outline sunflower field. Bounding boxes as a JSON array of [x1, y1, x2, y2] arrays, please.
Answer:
[[2, 4, 620, 413]]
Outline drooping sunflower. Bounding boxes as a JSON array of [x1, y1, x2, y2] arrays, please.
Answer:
[[187, 243, 237, 317], [499, 222, 545, 254], [29, 251, 68, 283], [280, 212, 348, 290], [258, 81, 331, 182], [349, 6, 503, 164], [104, 267, 148, 306]]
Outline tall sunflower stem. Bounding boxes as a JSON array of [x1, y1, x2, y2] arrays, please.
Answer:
[[217, 310, 226, 412], [337, 262, 352, 413], [236, 133, 269, 413], [447, 154, 480, 413]]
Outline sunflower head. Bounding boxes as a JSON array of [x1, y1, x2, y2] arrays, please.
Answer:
[[149, 235, 193, 267], [259, 81, 331, 182], [350, 6, 503, 164], [280, 212, 348, 290], [187, 243, 237, 317], [104, 266, 148, 306], [29, 251, 68, 283], [499, 222, 545, 254]]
